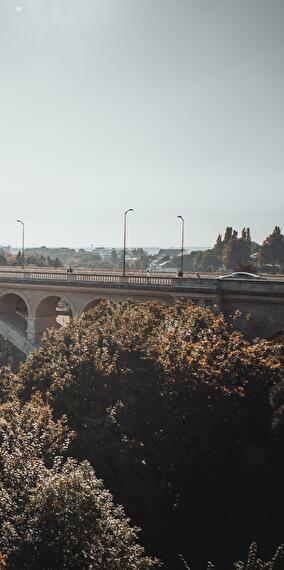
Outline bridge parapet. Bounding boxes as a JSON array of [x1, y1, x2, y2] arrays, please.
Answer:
[[0, 269, 218, 290]]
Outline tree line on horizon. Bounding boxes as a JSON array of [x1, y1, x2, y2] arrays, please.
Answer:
[[164, 225, 284, 273], [0, 247, 152, 271], [0, 300, 283, 568], [0, 250, 63, 269], [0, 226, 284, 273]]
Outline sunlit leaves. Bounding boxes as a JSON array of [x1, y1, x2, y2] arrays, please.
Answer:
[[0, 375, 158, 567]]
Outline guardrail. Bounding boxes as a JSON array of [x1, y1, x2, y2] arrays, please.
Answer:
[[0, 270, 175, 287]]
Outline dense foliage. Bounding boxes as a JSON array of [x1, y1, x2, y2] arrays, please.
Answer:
[[15, 301, 284, 568], [0, 368, 159, 568], [260, 226, 284, 270]]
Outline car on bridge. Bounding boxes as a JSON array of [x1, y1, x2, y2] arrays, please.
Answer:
[[218, 272, 266, 280]]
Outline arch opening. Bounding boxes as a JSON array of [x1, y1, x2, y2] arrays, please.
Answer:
[[35, 296, 73, 344], [0, 293, 29, 336]]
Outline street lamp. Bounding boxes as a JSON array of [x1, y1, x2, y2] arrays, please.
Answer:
[[122, 208, 134, 277], [17, 219, 25, 269], [177, 215, 185, 277]]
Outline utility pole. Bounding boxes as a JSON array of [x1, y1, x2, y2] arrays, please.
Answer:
[[17, 219, 25, 269], [123, 209, 134, 277], [177, 215, 185, 276]]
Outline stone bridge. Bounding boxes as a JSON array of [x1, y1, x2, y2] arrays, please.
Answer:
[[0, 269, 283, 354]]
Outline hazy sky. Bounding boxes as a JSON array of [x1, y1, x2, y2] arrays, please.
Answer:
[[0, 0, 283, 249]]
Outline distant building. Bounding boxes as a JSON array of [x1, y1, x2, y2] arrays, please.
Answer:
[[157, 249, 181, 257], [93, 248, 112, 260], [158, 261, 178, 272], [125, 256, 137, 267]]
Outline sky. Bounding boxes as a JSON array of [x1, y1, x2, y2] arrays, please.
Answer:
[[0, 0, 283, 249]]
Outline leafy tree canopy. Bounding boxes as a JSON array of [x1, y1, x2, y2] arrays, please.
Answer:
[[0, 372, 159, 568], [260, 226, 284, 267], [17, 300, 284, 568]]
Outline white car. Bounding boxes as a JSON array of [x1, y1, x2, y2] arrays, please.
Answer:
[[218, 272, 265, 280]]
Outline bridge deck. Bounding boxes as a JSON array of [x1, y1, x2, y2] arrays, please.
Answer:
[[0, 270, 283, 296]]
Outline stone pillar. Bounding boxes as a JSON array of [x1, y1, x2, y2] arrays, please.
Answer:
[[34, 315, 59, 344], [213, 293, 223, 314], [27, 317, 36, 345]]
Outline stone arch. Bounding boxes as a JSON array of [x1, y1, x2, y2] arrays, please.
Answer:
[[0, 292, 30, 337], [80, 294, 175, 315], [81, 298, 104, 314], [34, 295, 74, 344], [58, 295, 77, 319]]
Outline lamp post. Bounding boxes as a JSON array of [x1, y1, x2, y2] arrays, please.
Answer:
[[17, 219, 25, 269], [177, 215, 184, 277], [122, 208, 134, 277]]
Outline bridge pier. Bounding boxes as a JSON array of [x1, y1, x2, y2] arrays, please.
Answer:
[[27, 318, 36, 345]]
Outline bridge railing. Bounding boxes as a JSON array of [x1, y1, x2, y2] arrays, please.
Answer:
[[0, 270, 176, 287]]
